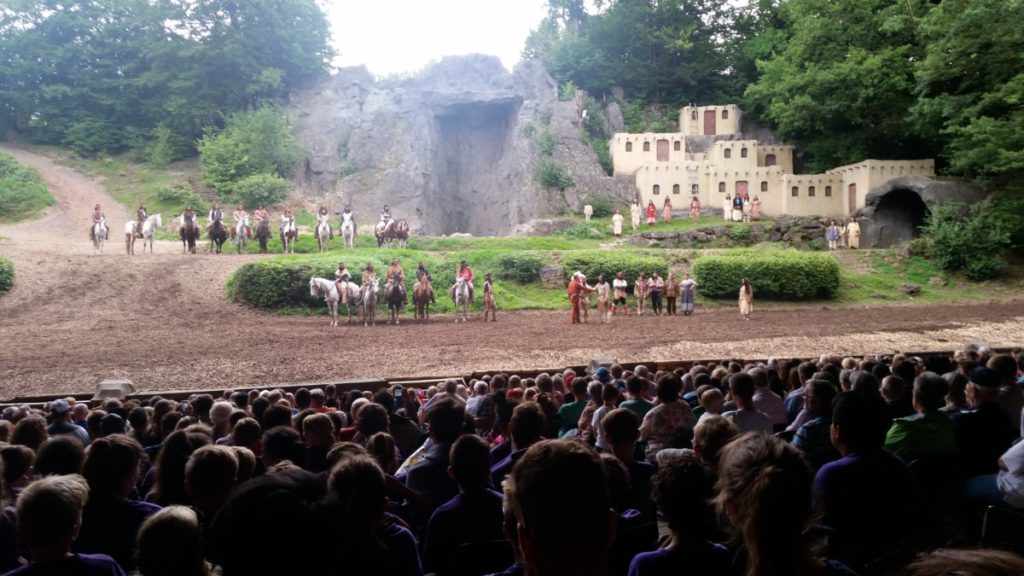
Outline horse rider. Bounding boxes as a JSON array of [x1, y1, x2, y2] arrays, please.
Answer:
[[386, 258, 407, 304], [207, 203, 224, 233], [280, 207, 296, 235], [451, 260, 474, 303], [135, 205, 147, 238], [232, 203, 249, 239], [335, 261, 352, 303], [317, 205, 333, 239], [380, 205, 393, 234], [415, 262, 436, 304], [181, 206, 198, 233], [360, 263, 377, 301], [91, 203, 108, 240]]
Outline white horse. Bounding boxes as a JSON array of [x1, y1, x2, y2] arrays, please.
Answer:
[[280, 216, 297, 254], [234, 214, 249, 254], [316, 219, 331, 253], [361, 276, 380, 326], [92, 217, 107, 255], [340, 213, 355, 249], [140, 213, 161, 254], [309, 277, 341, 327], [453, 277, 471, 322]]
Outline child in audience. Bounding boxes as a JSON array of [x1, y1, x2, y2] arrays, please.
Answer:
[[135, 506, 209, 576]]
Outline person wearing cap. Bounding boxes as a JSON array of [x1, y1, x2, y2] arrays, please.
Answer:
[[451, 260, 474, 303], [952, 366, 1016, 477], [47, 399, 91, 446]]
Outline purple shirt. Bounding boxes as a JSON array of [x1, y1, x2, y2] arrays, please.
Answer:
[[1, 553, 126, 576], [74, 500, 161, 571], [628, 542, 733, 576], [423, 489, 504, 573], [753, 388, 788, 426]]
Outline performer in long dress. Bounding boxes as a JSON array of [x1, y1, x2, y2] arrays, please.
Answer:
[[664, 272, 678, 316], [612, 272, 629, 316], [732, 194, 744, 222], [595, 275, 611, 324], [846, 217, 861, 249], [738, 277, 753, 320], [662, 198, 673, 224], [612, 209, 624, 236], [645, 200, 657, 226], [680, 273, 697, 316], [722, 194, 732, 222], [751, 196, 762, 221], [630, 199, 641, 231], [689, 196, 701, 225]]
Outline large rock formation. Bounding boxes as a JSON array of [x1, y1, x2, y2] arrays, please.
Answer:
[[290, 55, 633, 235], [857, 177, 986, 248]]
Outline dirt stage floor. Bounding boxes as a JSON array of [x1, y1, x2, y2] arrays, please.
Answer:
[[1, 145, 1021, 399]]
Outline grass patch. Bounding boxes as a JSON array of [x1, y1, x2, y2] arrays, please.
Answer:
[[0, 151, 55, 222]]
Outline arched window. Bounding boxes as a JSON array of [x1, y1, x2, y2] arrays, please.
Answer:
[[741, 148, 748, 158], [625, 142, 633, 152], [691, 110, 697, 120], [825, 186, 833, 197], [724, 149, 732, 159], [722, 109, 729, 119], [672, 184, 680, 195], [653, 185, 660, 195], [791, 186, 799, 197], [760, 181, 768, 192], [643, 142, 650, 152], [691, 184, 699, 194], [718, 182, 726, 193], [673, 141, 681, 151], [765, 154, 777, 167], [808, 186, 816, 197]]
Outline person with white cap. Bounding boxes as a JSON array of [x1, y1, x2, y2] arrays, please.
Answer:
[[47, 399, 91, 446]]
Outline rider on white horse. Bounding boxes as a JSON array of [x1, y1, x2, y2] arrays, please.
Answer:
[[317, 205, 333, 239], [380, 205, 393, 234], [135, 205, 147, 238], [360, 263, 377, 301], [232, 204, 250, 239], [451, 260, 474, 303], [335, 261, 352, 303], [280, 208, 296, 235], [91, 203, 108, 240]]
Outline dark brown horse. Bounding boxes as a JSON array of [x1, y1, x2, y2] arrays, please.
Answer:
[[180, 221, 199, 254], [375, 219, 409, 249], [255, 219, 271, 254], [208, 220, 228, 254], [413, 280, 433, 321]]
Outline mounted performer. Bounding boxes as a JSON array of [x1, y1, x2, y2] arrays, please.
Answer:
[[280, 207, 296, 234], [90, 203, 108, 240], [385, 258, 407, 305], [317, 204, 333, 239], [181, 206, 198, 232], [135, 205, 147, 238], [360, 263, 377, 301], [335, 261, 352, 304], [450, 260, 474, 304], [253, 204, 269, 228], [206, 203, 224, 234], [232, 204, 250, 240]]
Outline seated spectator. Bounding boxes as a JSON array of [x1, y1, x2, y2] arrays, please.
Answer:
[[962, 425, 1024, 509], [184, 445, 238, 522], [75, 435, 160, 571], [373, 389, 423, 459], [1, 445, 34, 503], [884, 372, 957, 462], [557, 378, 592, 438], [785, 362, 817, 423], [405, 397, 464, 509], [814, 391, 921, 570], [135, 506, 209, 576], [261, 426, 304, 470], [751, 368, 787, 429], [697, 388, 724, 421], [11, 416, 48, 452], [953, 367, 1015, 477], [231, 446, 257, 484], [717, 433, 856, 576], [33, 436, 85, 477], [577, 382, 606, 444], [602, 454, 658, 576], [602, 408, 654, 518], [640, 375, 696, 461], [147, 429, 211, 506], [721, 373, 773, 435], [592, 385, 622, 452], [905, 548, 1024, 576], [329, 455, 423, 575], [620, 376, 654, 421], [301, 412, 335, 473], [423, 435, 504, 575], [987, 353, 1024, 434], [366, 431, 399, 474], [492, 402, 546, 488], [690, 415, 738, 468], [47, 399, 90, 446], [8, 474, 126, 575], [792, 380, 840, 470], [881, 375, 915, 419], [941, 371, 970, 417], [628, 452, 730, 576], [504, 440, 616, 576]]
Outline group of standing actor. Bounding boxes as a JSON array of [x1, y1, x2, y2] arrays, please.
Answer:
[[568, 270, 701, 324], [722, 193, 762, 222], [826, 218, 862, 250]]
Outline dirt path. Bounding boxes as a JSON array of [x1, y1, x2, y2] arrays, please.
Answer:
[[1, 146, 1021, 399]]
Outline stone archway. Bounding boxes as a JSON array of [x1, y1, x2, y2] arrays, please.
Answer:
[[870, 188, 929, 247], [858, 176, 987, 249]]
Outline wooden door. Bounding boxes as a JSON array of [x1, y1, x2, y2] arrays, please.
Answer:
[[736, 181, 748, 198], [704, 110, 716, 135], [656, 139, 669, 161], [848, 183, 857, 214]]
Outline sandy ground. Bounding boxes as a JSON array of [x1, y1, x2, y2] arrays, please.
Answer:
[[1, 145, 1022, 399]]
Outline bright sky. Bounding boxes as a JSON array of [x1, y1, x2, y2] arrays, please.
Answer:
[[325, 0, 549, 77]]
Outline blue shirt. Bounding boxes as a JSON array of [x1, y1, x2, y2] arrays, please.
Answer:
[[629, 542, 733, 576], [423, 489, 504, 573], [793, 414, 839, 469]]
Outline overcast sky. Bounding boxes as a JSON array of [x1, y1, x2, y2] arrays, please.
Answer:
[[325, 0, 549, 77]]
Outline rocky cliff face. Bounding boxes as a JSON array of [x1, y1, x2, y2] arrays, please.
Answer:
[[290, 55, 633, 236]]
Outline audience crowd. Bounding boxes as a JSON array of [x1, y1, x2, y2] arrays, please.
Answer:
[[0, 346, 1023, 575]]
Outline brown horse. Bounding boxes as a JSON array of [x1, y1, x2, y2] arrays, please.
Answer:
[[413, 280, 433, 321], [375, 219, 409, 248]]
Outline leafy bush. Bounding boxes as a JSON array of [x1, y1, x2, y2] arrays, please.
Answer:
[[521, 122, 536, 138], [0, 152, 54, 222], [560, 80, 578, 101], [536, 160, 574, 190], [921, 201, 1012, 280], [229, 260, 333, 309], [496, 252, 545, 283], [0, 255, 13, 294], [540, 107, 553, 126], [198, 104, 301, 195], [145, 124, 193, 167], [729, 224, 751, 241], [559, 223, 607, 240], [231, 173, 291, 207], [561, 252, 669, 285], [63, 117, 124, 156], [537, 126, 556, 156], [587, 196, 618, 218], [155, 182, 202, 207], [693, 250, 841, 300]]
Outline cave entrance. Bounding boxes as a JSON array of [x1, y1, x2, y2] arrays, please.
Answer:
[[872, 188, 929, 247]]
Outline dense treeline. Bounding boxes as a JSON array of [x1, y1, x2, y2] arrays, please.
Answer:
[[0, 0, 333, 161], [525, 0, 1024, 186]]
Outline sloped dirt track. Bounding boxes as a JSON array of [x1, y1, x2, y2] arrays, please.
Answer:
[[0, 146, 1021, 399]]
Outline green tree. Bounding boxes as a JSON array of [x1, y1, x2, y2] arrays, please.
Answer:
[[198, 104, 302, 195]]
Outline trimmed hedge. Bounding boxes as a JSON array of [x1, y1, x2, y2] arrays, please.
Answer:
[[496, 252, 544, 283], [692, 250, 841, 300], [561, 252, 669, 285], [0, 255, 13, 294]]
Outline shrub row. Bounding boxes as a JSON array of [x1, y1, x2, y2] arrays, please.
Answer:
[[0, 152, 55, 222], [0, 255, 13, 294], [692, 250, 840, 300], [561, 252, 669, 285], [496, 252, 544, 283]]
